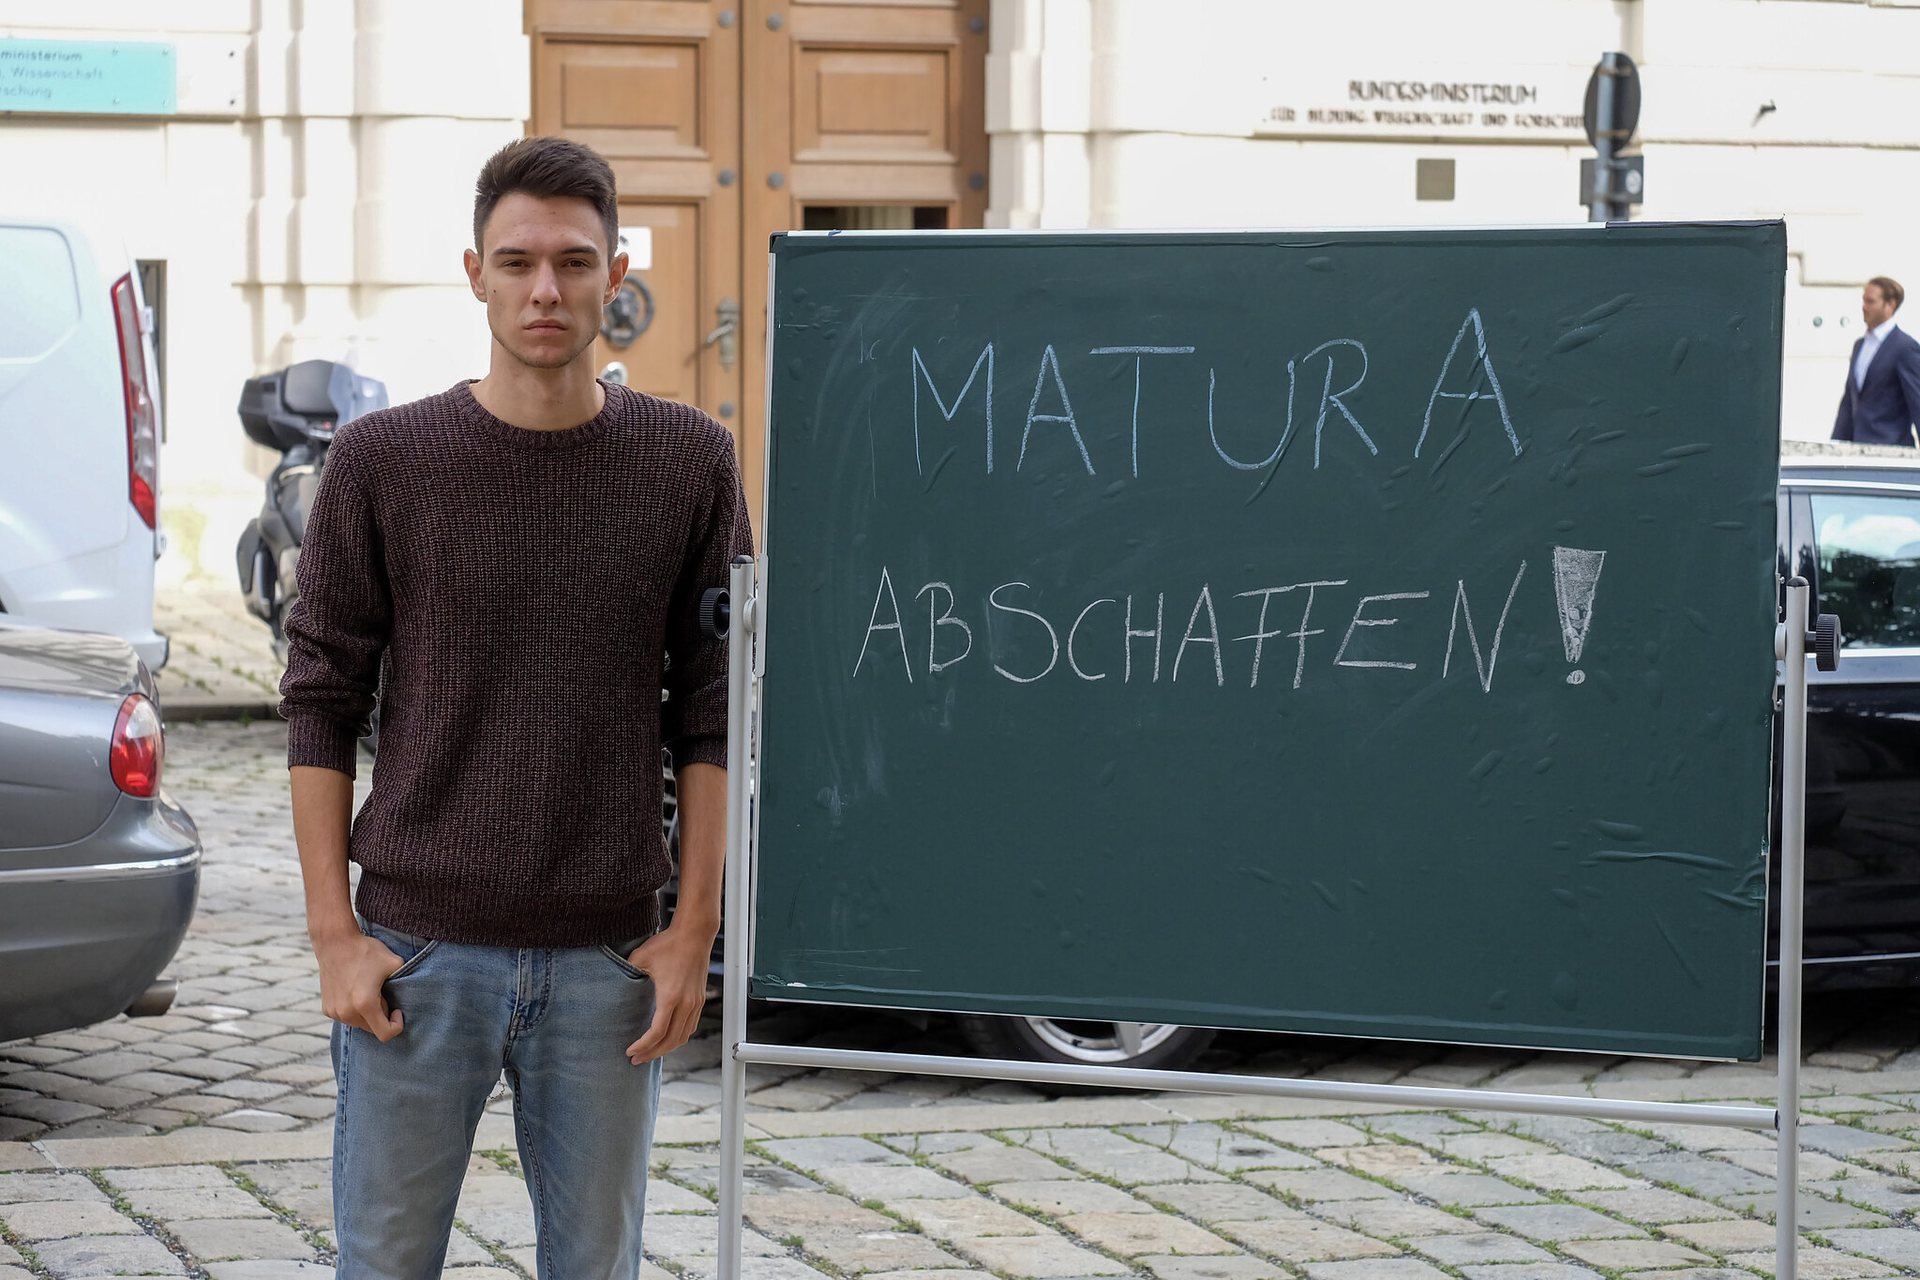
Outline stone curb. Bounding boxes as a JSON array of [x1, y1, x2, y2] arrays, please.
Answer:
[[8, 1064, 1918, 1173]]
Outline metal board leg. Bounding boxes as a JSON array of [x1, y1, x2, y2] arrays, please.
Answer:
[[717, 557, 756, 1280], [1775, 578, 1810, 1280]]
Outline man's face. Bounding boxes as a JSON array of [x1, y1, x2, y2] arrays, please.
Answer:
[[1863, 284, 1897, 331], [465, 193, 626, 372]]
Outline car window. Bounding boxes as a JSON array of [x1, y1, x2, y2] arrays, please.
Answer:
[[1812, 491, 1920, 649], [0, 226, 82, 359]]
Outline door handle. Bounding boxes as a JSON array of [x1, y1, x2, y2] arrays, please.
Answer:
[[703, 298, 741, 370]]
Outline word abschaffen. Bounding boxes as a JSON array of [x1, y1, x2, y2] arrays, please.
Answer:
[[852, 561, 1550, 694]]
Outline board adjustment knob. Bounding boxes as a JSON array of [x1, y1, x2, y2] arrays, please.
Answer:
[[1809, 613, 1841, 672], [700, 587, 730, 639]]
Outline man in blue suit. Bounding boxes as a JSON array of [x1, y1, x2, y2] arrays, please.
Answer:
[[1833, 276, 1920, 446]]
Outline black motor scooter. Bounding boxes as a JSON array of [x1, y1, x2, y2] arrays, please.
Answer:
[[234, 360, 388, 663]]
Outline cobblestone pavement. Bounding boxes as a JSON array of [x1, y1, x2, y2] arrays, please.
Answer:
[[152, 586, 282, 717], [5, 721, 1920, 1276]]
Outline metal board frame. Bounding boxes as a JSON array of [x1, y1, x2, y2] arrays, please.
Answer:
[[719, 243, 1809, 1280]]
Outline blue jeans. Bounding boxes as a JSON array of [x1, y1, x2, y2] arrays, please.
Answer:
[[332, 919, 663, 1280]]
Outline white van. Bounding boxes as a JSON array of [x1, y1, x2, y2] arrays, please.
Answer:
[[0, 214, 167, 669]]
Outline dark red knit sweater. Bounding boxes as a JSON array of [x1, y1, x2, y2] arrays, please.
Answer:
[[278, 380, 751, 947]]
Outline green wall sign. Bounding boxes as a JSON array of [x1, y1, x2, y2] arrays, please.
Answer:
[[0, 39, 177, 116]]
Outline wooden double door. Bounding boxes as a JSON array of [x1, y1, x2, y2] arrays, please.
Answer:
[[528, 0, 989, 525]]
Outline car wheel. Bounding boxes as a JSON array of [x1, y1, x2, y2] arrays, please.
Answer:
[[956, 1014, 1215, 1086]]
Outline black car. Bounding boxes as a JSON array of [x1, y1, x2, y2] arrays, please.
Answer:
[[1783, 445, 1920, 987]]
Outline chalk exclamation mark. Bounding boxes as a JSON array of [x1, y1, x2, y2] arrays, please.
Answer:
[[1552, 546, 1606, 685]]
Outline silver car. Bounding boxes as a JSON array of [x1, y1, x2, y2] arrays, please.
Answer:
[[0, 623, 199, 1041]]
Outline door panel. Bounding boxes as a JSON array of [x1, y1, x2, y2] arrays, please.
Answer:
[[530, 0, 743, 446], [742, 0, 987, 526], [529, 0, 986, 534]]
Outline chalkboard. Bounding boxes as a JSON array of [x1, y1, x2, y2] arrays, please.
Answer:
[[754, 224, 1785, 1061]]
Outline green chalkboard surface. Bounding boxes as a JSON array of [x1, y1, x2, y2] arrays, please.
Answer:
[[754, 224, 1785, 1061]]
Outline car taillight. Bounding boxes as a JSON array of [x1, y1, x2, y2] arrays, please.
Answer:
[[111, 694, 164, 797], [111, 273, 159, 530]]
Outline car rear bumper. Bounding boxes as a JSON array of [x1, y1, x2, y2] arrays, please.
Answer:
[[0, 795, 201, 1042]]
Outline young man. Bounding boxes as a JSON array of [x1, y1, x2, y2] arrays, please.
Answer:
[[1832, 276, 1920, 446], [280, 136, 750, 1279]]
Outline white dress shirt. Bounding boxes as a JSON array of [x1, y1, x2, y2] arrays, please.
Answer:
[[1856, 316, 1900, 390]]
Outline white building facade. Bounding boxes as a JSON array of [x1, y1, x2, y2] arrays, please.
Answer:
[[2, 0, 1916, 582]]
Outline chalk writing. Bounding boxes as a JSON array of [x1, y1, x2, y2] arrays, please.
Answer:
[[853, 558, 1568, 696], [913, 312, 1521, 482]]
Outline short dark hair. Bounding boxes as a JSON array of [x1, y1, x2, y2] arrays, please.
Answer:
[[1868, 276, 1905, 311], [473, 137, 619, 256]]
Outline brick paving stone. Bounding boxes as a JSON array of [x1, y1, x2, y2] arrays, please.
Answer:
[[1006, 1182, 1152, 1220], [203, 1263, 337, 1278], [1325, 1143, 1453, 1180], [925, 1143, 1074, 1186], [260, 1094, 336, 1120], [1823, 1226, 1920, 1268], [813, 1162, 969, 1201], [1616, 1151, 1776, 1198], [122, 1107, 200, 1129], [1058, 1210, 1238, 1257], [0, 1045, 81, 1065], [1800, 1126, 1913, 1156], [1725, 1246, 1899, 1277], [171, 1216, 317, 1262], [947, 1234, 1130, 1277], [125, 1185, 278, 1220], [1395, 1171, 1547, 1207], [790, 1226, 967, 1273], [1010, 1129, 1223, 1187], [103, 1166, 237, 1191], [636, 1215, 779, 1257], [758, 1137, 909, 1169], [0, 1199, 143, 1239], [162, 1057, 256, 1082], [1571, 1185, 1737, 1223], [1457, 1267, 1603, 1280], [255, 1064, 335, 1086], [54, 1082, 159, 1110], [0, 1098, 102, 1125], [1241, 1167, 1400, 1203], [1119, 1123, 1320, 1172], [453, 1176, 537, 1249], [1559, 1237, 1712, 1269], [1409, 1231, 1554, 1265], [645, 1180, 716, 1213], [1315, 1197, 1483, 1238], [37, 1117, 157, 1139], [1485, 1153, 1639, 1191], [1140, 1258, 1283, 1280], [0, 1174, 109, 1204], [743, 1189, 893, 1235], [1131, 1182, 1287, 1222], [33, 1232, 189, 1277], [1237, 1120, 1373, 1150], [55, 1051, 176, 1082], [1214, 1215, 1401, 1264], [1472, 1203, 1646, 1242], [1662, 1216, 1778, 1252], [887, 1195, 1047, 1240], [1302, 1261, 1450, 1279], [1435, 1133, 1555, 1161], [108, 1071, 203, 1097], [1719, 1190, 1887, 1227], [206, 1080, 296, 1102]]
